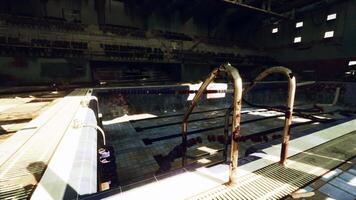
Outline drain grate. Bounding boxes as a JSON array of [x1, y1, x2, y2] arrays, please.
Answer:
[[188, 131, 356, 200]]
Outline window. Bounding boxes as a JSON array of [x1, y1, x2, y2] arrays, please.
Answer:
[[327, 13, 337, 21], [349, 61, 356, 66], [294, 37, 302, 43], [296, 22, 303, 28], [272, 28, 279, 33], [324, 31, 334, 38]]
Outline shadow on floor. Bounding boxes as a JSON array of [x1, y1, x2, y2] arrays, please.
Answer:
[[0, 161, 78, 200]]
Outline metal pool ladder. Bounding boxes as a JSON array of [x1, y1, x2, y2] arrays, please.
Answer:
[[242, 66, 296, 165], [181, 65, 296, 185], [181, 63, 243, 185]]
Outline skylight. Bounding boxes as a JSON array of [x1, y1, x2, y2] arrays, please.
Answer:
[[324, 31, 334, 38], [349, 61, 356, 66], [345, 71, 355, 75], [296, 22, 303, 28], [327, 13, 337, 21], [272, 28, 278, 33], [294, 37, 302, 43]]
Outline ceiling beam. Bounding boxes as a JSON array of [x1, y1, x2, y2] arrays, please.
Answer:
[[221, 0, 290, 19]]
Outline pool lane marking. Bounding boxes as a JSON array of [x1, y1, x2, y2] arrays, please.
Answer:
[[130, 107, 266, 123], [135, 114, 229, 132], [134, 109, 269, 131], [130, 107, 229, 123], [142, 114, 288, 145]]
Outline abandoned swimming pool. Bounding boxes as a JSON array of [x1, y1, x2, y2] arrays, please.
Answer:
[[0, 80, 355, 200], [93, 81, 356, 190]]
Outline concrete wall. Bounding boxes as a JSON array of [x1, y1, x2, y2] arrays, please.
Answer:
[[339, 82, 356, 106], [181, 63, 216, 83], [101, 1, 208, 36], [0, 0, 238, 38], [248, 0, 356, 79], [3, 1, 354, 82], [0, 57, 92, 86], [263, 1, 354, 60]]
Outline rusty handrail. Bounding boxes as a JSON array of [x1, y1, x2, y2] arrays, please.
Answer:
[[241, 66, 296, 165], [223, 107, 231, 162], [181, 63, 243, 185]]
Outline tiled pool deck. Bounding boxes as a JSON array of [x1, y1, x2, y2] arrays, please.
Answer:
[[287, 157, 356, 200]]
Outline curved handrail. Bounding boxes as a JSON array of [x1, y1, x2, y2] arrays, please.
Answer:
[[228, 66, 296, 166], [181, 63, 243, 185]]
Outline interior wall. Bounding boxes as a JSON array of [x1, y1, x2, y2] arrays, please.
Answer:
[[249, 0, 356, 80], [0, 0, 236, 37], [239, 0, 356, 80], [102, 0, 210, 36], [181, 63, 216, 82], [261, 1, 354, 61], [0, 57, 92, 86], [104, 1, 142, 27], [81, 0, 98, 25]]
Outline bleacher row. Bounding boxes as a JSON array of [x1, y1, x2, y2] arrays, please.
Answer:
[[95, 68, 175, 85], [0, 34, 274, 64], [100, 24, 146, 38], [153, 30, 193, 41], [0, 14, 256, 53], [172, 50, 243, 63], [101, 44, 164, 61], [100, 44, 273, 64], [1, 14, 194, 42], [1, 14, 85, 32], [0, 37, 88, 49], [0, 36, 88, 57], [170, 50, 274, 64]]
